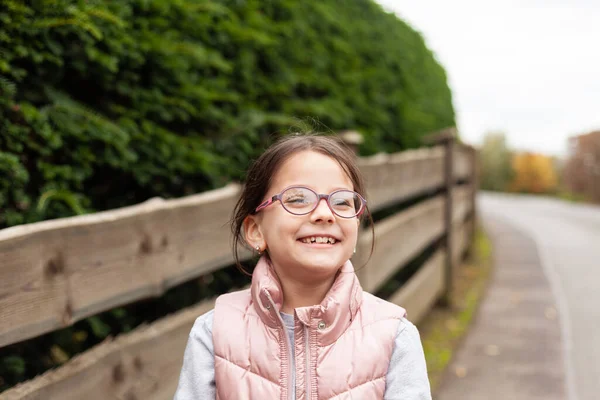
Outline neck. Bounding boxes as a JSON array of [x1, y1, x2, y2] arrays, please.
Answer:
[[277, 271, 338, 315]]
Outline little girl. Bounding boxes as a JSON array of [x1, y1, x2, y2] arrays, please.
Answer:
[[174, 134, 432, 399]]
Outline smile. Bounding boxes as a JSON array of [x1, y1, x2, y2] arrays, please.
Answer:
[[299, 236, 337, 244]]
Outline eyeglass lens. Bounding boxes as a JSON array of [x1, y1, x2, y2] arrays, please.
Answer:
[[281, 187, 361, 217]]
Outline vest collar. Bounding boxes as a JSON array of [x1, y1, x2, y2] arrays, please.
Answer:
[[250, 256, 363, 344]]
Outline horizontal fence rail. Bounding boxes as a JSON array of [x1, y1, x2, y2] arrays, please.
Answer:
[[355, 195, 445, 293], [453, 144, 474, 181], [0, 184, 245, 348], [1, 299, 216, 400], [1, 138, 477, 399], [359, 146, 445, 212], [389, 248, 445, 324]]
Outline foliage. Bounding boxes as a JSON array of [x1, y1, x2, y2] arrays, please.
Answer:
[[0, 0, 454, 390], [509, 152, 558, 194], [478, 131, 513, 191], [0, 0, 454, 229]]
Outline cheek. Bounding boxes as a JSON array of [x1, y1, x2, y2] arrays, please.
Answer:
[[260, 211, 301, 243], [342, 220, 360, 243]]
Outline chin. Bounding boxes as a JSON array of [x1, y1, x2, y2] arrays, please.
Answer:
[[297, 255, 347, 274]]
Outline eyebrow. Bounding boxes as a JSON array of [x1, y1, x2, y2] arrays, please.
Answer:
[[283, 185, 354, 192]]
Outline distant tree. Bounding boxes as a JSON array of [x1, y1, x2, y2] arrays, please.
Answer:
[[478, 131, 513, 191], [509, 152, 558, 194]]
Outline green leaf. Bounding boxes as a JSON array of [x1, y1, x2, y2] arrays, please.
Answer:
[[86, 316, 111, 339], [36, 189, 86, 216], [2, 356, 26, 375]]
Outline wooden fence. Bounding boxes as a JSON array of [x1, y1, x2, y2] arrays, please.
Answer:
[[0, 132, 477, 399]]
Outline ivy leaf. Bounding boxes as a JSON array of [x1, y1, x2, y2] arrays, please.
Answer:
[[86, 316, 111, 339], [2, 356, 26, 375]]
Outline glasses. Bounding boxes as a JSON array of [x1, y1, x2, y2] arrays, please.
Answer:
[[254, 186, 367, 218]]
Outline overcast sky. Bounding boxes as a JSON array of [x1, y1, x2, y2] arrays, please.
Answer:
[[376, 0, 600, 157]]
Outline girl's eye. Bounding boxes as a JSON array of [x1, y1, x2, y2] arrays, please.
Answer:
[[332, 199, 352, 207], [285, 196, 310, 205]]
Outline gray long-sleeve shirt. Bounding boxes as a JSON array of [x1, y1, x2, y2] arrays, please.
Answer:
[[174, 309, 432, 399]]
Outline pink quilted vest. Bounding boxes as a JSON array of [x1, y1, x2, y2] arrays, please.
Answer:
[[213, 256, 406, 400]]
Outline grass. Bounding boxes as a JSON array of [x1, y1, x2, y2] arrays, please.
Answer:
[[555, 189, 592, 204], [417, 226, 493, 393]]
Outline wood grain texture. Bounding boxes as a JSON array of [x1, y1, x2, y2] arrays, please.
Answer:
[[0, 298, 215, 400], [452, 220, 470, 269], [354, 195, 445, 293], [452, 185, 472, 225], [0, 184, 244, 348], [388, 249, 445, 325], [358, 146, 445, 213], [453, 144, 473, 181]]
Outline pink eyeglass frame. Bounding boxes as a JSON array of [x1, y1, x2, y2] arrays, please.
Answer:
[[253, 185, 367, 218]]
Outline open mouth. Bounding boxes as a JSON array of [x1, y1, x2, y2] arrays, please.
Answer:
[[298, 236, 338, 245]]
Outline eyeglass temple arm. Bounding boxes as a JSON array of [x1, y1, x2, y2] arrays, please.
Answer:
[[254, 195, 278, 213]]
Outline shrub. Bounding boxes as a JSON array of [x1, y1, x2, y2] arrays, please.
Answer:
[[1, 0, 454, 228]]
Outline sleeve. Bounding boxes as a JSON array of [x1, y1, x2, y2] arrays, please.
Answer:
[[384, 317, 432, 400], [173, 309, 216, 400]]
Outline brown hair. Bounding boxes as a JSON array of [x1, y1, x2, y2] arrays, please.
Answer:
[[230, 133, 375, 274]]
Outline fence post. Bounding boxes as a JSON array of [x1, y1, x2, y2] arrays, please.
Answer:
[[469, 145, 478, 244], [338, 130, 363, 155], [423, 127, 456, 307], [442, 134, 456, 306]]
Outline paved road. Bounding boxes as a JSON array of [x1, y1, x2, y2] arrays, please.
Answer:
[[437, 196, 566, 400], [457, 192, 600, 400]]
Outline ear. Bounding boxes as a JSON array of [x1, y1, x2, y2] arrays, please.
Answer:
[[243, 215, 265, 249]]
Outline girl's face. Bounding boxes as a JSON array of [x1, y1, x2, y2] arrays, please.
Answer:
[[245, 150, 360, 282]]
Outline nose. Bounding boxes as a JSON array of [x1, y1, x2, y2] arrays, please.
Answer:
[[310, 198, 335, 224]]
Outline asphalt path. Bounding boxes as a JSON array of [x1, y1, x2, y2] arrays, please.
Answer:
[[474, 193, 600, 400]]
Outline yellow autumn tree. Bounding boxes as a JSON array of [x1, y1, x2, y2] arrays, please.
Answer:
[[510, 152, 559, 193]]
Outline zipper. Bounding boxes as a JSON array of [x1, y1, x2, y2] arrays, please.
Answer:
[[304, 325, 311, 400], [265, 292, 294, 400]]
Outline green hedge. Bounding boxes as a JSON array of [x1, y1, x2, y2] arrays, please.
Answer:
[[0, 0, 454, 391], [0, 0, 454, 229]]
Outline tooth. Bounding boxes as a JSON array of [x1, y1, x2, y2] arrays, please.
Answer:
[[316, 237, 323, 243], [310, 237, 316, 242]]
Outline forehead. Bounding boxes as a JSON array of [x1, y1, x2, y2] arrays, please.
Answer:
[[270, 150, 354, 192]]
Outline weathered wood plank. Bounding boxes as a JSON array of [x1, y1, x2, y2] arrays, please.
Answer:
[[358, 147, 445, 212], [388, 249, 445, 325], [0, 298, 216, 400], [452, 185, 472, 224], [354, 195, 445, 293], [453, 144, 473, 181], [0, 184, 243, 348], [452, 220, 470, 269]]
